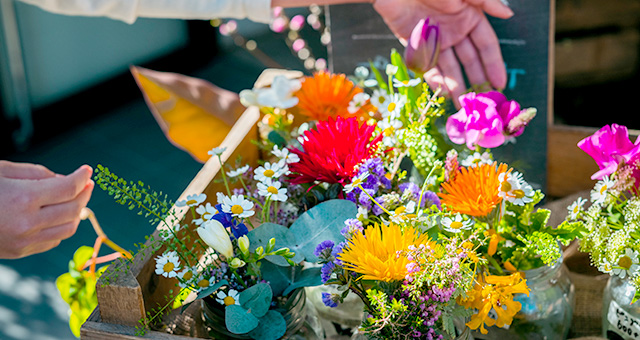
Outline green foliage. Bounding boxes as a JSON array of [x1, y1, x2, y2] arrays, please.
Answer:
[[400, 122, 442, 177], [260, 260, 322, 296], [56, 246, 105, 337], [223, 283, 286, 340], [94, 164, 173, 226], [247, 310, 287, 340], [299, 183, 343, 211]]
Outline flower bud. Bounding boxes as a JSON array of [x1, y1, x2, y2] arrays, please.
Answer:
[[197, 220, 233, 259], [405, 17, 440, 74], [266, 238, 276, 253], [229, 258, 246, 269], [238, 235, 250, 258], [256, 246, 264, 257]]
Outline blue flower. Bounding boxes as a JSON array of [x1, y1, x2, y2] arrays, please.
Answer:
[[321, 292, 339, 308], [331, 241, 347, 265], [212, 204, 248, 239], [314, 240, 334, 260], [321, 262, 335, 283]]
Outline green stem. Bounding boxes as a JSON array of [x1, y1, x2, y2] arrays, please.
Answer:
[[485, 253, 504, 275], [217, 155, 232, 196], [358, 184, 391, 215], [417, 164, 439, 211], [231, 268, 248, 289]]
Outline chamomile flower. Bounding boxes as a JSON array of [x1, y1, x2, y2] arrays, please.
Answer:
[[511, 183, 535, 206], [344, 172, 370, 193], [461, 152, 493, 167], [612, 248, 640, 279], [227, 165, 250, 178], [254, 162, 285, 182], [194, 203, 218, 225], [392, 77, 421, 88], [370, 89, 390, 111], [498, 172, 521, 200], [348, 92, 370, 114], [208, 147, 227, 157], [598, 259, 613, 274], [216, 289, 240, 306], [567, 197, 587, 220], [155, 251, 181, 278], [175, 193, 207, 208], [177, 267, 196, 288], [442, 214, 474, 233], [194, 273, 214, 291], [591, 177, 616, 205], [380, 93, 406, 119], [257, 179, 288, 202], [221, 194, 255, 218], [378, 118, 403, 147], [272, 146, 300, 164]]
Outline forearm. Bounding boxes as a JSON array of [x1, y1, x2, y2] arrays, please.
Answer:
[[272, 0, 374, 8]]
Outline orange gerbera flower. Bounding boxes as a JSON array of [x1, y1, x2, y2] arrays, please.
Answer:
[[438, 163, 510, 217], [294, 72, 375, 122]]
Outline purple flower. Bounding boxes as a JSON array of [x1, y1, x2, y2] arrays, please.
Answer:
[[332, 241, 347, 265], [399, 182, 420, 200], [405, 17, 440, 74], [314, 240, 334, 259], [211, 204, 248, 239], [421, 191, 441, 210], [446, 91, 531, 150], [321, 292, 339, 308], [372, 196, 386, 216], [361, 158, 385, 177], [341, 219, 363, 237], [321, 262, 335, 283], [578, 124, 640, 180]]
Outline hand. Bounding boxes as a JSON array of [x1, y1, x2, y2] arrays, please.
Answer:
[[0, 161, 94, 259], [373, 0, 514, 107]]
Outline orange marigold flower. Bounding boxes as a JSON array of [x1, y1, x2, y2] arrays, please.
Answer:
[[294, 72, 374, 122], [459, 272, 530, 334], [438, 162, 510, 217]]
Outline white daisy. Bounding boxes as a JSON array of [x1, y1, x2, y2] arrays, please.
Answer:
[[598, 259, 613, 274], [378, 117, 403, 147], [216, 192, 226, 205], [227, 165, 250, 178], [257, 179, 288, 202], [272, 145, 300, 164], [193, 273, 214, 291], [510, 183, 535, 206], [221, 194, 255, 218], [591, 177, 616, 205], [348, 92, 370, 114], [155, 251, 181, 278], [380, 93, 406, 119], [177, 267, 196, 288], [393, 78, 421, 88], [498, 172, 521, 200], [344, 172, 370, 193], [461, 152, 493, 167], [208, 147, 227, 157], [175, 193, 207, 208], [442, 214, 474, 233], [216, 289, 240, 306], [612, 248, 640, 279], [567, 197, 587, 220], [370, 89, 390, 112], [254, 162, 285, 182], [194, 203, 218, 225]]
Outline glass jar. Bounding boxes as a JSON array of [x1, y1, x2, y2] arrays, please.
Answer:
[[602, 275, 640, 339], [202, 288, 309, 339], [470, 256, 576, 339]]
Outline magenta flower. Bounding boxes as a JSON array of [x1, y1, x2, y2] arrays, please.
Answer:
[[445, 91, 533, 150], [578, 124, 640, 180], [405, 17, 440, 74]]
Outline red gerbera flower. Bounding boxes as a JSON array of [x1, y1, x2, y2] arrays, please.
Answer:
[[288, 116, 382, 185]]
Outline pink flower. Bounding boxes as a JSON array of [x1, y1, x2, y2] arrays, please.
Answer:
[[578, 124, 640, 180], [445, 91, 533, 150], [404, 17, 440, 74]]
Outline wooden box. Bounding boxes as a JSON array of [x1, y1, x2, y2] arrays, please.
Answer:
[[80, 69, 302, 339]]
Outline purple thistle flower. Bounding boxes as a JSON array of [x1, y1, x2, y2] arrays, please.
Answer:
[[314, 240, 334, 259]]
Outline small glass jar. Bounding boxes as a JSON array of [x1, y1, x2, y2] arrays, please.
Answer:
[[470, 256, 576, 339], [202, 288, 308, 339], [602, 275, 640, 339]]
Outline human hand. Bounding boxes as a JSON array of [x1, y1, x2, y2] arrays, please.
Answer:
[[0, 161, 94, 259], [373, 0, 514, 107]]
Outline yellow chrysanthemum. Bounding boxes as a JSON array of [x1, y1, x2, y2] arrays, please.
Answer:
[[438, 162, 510, 217], [458, 272, 530, 334], [337, 223, 432, 282]]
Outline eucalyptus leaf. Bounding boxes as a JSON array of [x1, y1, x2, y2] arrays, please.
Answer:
[[248, 310, 287, 340], [283, 267, 322, 296], [268, 131, 286, 147], [239, 283, 272, 318], [225, 304, 259, 334], [260, 261, 323, 296]]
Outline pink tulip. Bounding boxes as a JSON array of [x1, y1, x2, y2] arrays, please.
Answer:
[[404, 17, 440, 74], [578, 124, 640, 180]]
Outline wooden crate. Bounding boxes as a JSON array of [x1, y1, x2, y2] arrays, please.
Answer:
[[81, 69, 302, 339]]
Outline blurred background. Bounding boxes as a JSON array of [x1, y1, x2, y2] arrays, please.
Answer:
[[0, 0, 638, 339]]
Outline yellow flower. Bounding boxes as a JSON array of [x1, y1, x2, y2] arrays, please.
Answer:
[[486, 229, 505, 256], [459, 272, 530, 334], [338, 223, 432, 282]]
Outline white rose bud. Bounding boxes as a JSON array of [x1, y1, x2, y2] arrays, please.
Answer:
[[197, 220, 233, 259]]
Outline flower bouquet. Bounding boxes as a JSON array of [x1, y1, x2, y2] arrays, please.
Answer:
[[562, 124, 640, 338]]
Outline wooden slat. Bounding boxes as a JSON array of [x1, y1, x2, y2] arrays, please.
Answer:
[[556, 0, 640, 33], [82, 320, 198, 340]]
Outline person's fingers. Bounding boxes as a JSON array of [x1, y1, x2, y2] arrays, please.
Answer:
[[454, 37, 488, 87], [466, 0, 514, 19], [34, 165, 93, 206], [424, 68, 451, 98], [34, 219, 81, 245], [38, 181, 94, 228], [437, 48, 467, 108], [0, 161, 56, 180], [470, 17, 507, 90]]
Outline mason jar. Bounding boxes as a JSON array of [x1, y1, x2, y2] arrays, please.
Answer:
[[471, 256, 575, 339], [602, 275, 640, 339]]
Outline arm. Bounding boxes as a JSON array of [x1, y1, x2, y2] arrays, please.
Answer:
[[0, 161, 93, 259]]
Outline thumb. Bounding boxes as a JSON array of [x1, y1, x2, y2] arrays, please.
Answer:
[[35, 165, 93, 205], [467, 0, 514, 19], [0, 161, 56, 180]]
